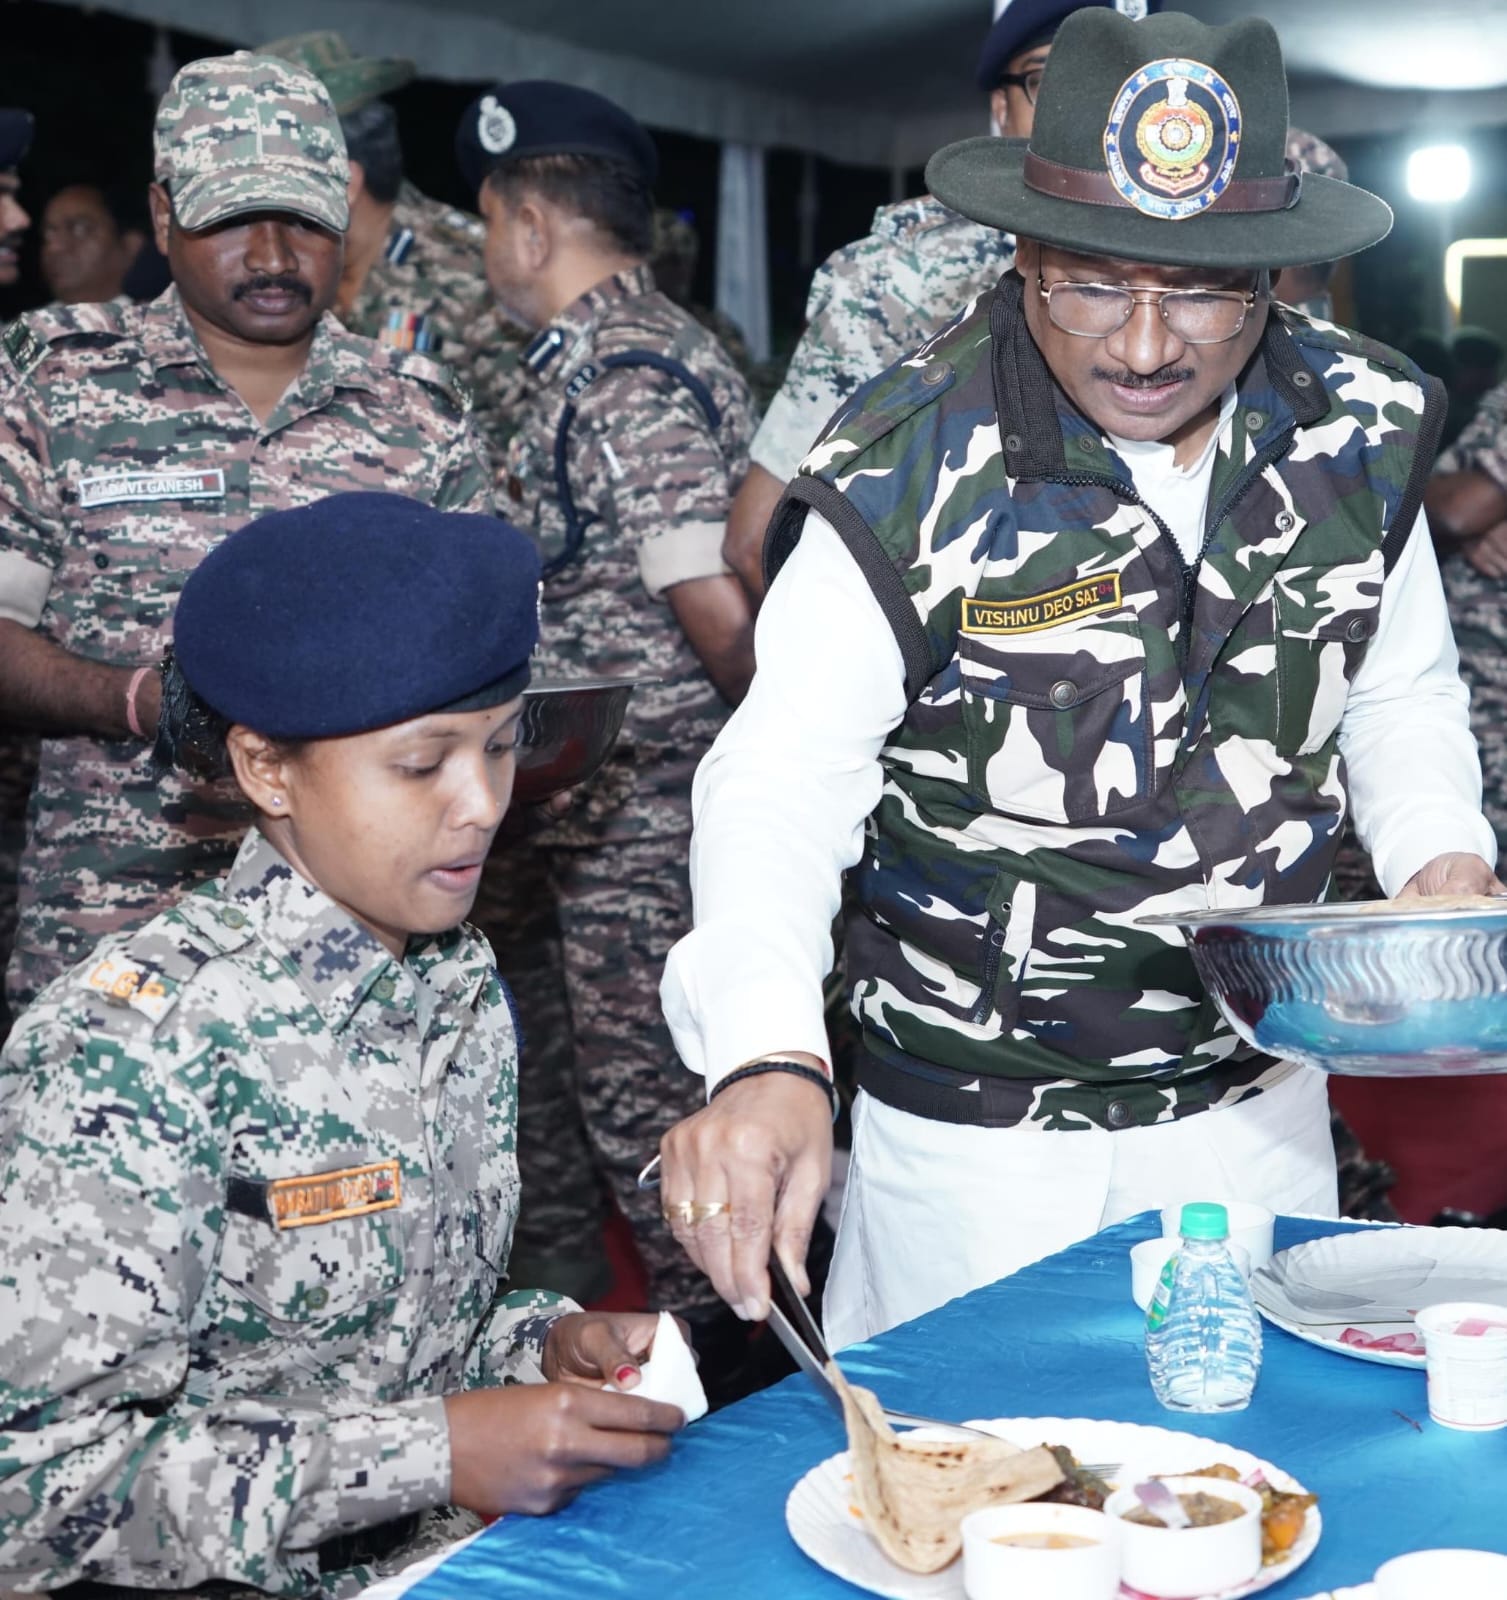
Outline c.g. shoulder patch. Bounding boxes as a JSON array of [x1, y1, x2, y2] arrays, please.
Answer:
[[2, 320, 46, 381], [1104, 58, 1241, 220], [963, 573, 1122, 635]]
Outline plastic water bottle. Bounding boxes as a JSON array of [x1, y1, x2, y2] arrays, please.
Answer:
[[1145, 1201, 1263, 1412]]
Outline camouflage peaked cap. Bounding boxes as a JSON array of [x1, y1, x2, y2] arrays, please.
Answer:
[[1285, 126, 1348, 184], [259, 31, 416, 117], [154, 52, 350, 233]]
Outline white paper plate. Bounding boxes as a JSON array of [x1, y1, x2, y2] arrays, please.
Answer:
[[1251, 1228, 1507, 1370], [784, 1415, 1320, 1600]]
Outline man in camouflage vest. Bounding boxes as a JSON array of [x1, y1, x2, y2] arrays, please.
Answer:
[[261, 31, 527, 466], [660, 9, 1499, 1348], [0, 53, 492, 1014], [456, 83, 759, 1374], [723, 0, 1159, 600]]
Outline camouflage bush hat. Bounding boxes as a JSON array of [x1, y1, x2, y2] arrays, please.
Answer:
[[153, 52, 350, 234], [259, 31, 416, 117], [929, 9, 1392, 269]]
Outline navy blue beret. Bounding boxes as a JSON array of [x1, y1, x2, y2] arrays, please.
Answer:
[[456, 80, 658, 199], [173, 492, 540, 740], [0, 110, 33, 172], [976, 0, 1161, 90]]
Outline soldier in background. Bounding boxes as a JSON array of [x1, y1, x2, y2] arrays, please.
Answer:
[[457, 83, 758, 1388], [262, 31, 527, 464], [722, 0, 1158, 600], [0, 112, 34, 1036], [0, 53, 491, 1013], [39, 184, 148, 306], [1274, 128, 1348, 321]]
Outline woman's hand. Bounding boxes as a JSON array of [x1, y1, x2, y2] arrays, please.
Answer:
[[542, 1310, 681, 1389], [444, 1381, 683, 1518]]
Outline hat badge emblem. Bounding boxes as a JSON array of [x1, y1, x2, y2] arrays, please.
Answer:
[[1104, 57, 1242, 221], [478, 94, 517, 156]]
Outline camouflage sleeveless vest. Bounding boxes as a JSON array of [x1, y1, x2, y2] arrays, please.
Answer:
[[769, 276, 1443, 1133]]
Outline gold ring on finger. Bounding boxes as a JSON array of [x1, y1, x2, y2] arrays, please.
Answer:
[[662, 1199, 697, 1226], [688, 1200, 730, 1225]]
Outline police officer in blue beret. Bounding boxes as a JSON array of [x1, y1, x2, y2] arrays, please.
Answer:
[[453, 79, 767, 1393], [0, 492, 688, 1593]]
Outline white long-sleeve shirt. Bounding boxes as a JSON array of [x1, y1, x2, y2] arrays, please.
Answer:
[[662, 438, 1496, 1091]]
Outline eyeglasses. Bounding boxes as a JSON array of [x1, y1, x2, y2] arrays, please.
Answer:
[[1037, 270, 1266, 344], [996, 67, 1046, 104]]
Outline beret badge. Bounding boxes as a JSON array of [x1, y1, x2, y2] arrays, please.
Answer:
[[477, 95, 518, 155]]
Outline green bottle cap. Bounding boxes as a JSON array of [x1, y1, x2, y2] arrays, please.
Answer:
[[1179, 1202, 1230, 1240]]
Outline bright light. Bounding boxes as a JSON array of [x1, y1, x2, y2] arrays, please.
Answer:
[[1407, 144, 1472, 204]]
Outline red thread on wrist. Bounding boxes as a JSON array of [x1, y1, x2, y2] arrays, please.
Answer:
[[124, 667, 151, 740]]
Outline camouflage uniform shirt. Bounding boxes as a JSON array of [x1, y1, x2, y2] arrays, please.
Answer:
[[751, 195, 1011, 482], [341, 180, 527, 465], [0, 827, 569, 1597], [1435, 378, 1507, 845], [0, 287, 491, 1009], [504, 263, 754, 839]]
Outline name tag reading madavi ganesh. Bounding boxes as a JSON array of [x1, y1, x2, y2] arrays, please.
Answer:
[[961, 573, 1123, 636], [76, 468, 227, 509]]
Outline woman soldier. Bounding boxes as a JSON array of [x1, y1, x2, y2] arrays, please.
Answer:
[[0, 492, 684, 1597]]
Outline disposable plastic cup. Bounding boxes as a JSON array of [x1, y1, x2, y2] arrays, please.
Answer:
[[1414, 1301, 1507, 1431], [1375, 1547, 1507, 1599], [1159, 1201, 1275, 1272]]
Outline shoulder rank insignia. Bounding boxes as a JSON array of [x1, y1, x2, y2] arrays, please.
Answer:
[[2, 320, 46, 380], [1104, 57, 1241, 220], [81, 953, 174, 1024]]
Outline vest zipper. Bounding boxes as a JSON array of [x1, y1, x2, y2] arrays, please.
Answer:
[[969, 924, 1009, 1025], [1056, 471, 1192, 659]]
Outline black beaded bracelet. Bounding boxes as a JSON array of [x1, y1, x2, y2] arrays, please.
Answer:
[[710, 1059, 839, 1116]]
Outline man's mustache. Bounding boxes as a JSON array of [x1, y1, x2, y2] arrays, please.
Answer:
[[1092, 364, 1195, 389], [232, 275, 312, 303]]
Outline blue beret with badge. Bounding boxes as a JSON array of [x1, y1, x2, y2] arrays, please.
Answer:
[[976, 0, 1159, 92], [0, 109, 33, 172], [455, 79, 658, 200], [169, 492, 540, 743]]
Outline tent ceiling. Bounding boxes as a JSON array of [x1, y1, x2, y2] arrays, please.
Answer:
[[69, 0, 1507, 167]]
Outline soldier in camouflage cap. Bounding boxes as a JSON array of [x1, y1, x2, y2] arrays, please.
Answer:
[[0, 492, 684, 1595], [660, 8, 1499, 1348], [262, 30, 529, 467], [0, 51, 495, 1016], [1275, 126, 1350, 322]]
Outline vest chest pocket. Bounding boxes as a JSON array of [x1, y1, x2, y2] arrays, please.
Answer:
[[1273, 553, 1384, 757], [959, 619, 1152, 824]]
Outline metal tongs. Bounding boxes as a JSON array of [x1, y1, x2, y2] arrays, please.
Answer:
[[764, 1252, 997, 1440]]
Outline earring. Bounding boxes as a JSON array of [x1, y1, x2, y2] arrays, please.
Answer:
[[270, 796, 283, 808]]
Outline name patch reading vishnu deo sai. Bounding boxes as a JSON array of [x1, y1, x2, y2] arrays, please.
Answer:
[[228, 1160, 403, 1230], [962, 574, 1122, 635]]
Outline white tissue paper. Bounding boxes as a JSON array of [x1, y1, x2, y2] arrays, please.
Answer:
[[605, 1310, 708, 1422]]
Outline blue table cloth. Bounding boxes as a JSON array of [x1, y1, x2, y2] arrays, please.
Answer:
[[407, 1215, 1507, 1598]]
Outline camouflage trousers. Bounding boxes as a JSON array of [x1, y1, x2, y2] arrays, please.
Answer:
[[473, 839, 612, 1305], [481, 812, 719, 1319], [43, 1505, 483, 1600], [1460, 653, 1507, 854], [0, 729, 37, 1039]]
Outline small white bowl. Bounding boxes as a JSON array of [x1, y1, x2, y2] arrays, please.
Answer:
[[1160, 1201, 1275, 1272], [1104, 1475, 1263, 1597], [960, 1502, 1121, 1600], [1375, 1547, 1507, 1600]]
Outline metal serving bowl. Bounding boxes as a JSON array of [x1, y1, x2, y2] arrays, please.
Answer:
[[1139, 899, 1507, 1077], [513, 676, 652, 807]]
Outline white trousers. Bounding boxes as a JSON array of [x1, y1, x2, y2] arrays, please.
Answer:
[[823, 1066, 1337, 1350]]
